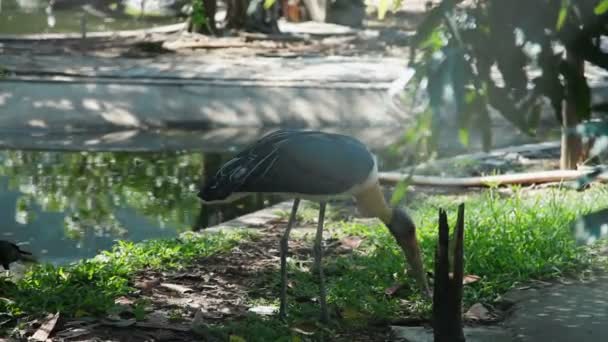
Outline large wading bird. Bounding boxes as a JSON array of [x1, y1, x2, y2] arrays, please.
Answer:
[[198, 129, 429, 322]]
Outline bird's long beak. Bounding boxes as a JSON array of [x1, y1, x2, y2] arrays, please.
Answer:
[[400, 229, 431, 297], [354, 185, 430, 297]]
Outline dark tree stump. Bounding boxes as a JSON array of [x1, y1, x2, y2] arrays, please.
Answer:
[[433, 204, 466, 342], [226, 0, 280, 34]]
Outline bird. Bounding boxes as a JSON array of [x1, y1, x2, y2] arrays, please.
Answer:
[[0, 240, 36, 271], [198, 129, 430, 322]]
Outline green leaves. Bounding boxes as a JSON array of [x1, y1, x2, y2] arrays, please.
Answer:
[[263, 0, 276, 10], [377, 0, 391, 20], [410, 0, 456, 53], [191, 0, 207, 27], [556, 0, 570, 30], [594, 0, 608, 14], [409, 0, 607, 156]]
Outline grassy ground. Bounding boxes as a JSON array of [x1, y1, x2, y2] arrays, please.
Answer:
[[2, 185, 608, 341]]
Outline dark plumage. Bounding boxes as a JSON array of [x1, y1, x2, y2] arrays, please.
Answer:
[[199, 129, 376, 202], [0, 240, 35, 270]]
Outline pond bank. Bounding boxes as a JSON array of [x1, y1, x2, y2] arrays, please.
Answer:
[[0, 20, 416, 134]]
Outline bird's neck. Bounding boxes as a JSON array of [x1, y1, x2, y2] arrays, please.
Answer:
[[354, 182, 393, 224]]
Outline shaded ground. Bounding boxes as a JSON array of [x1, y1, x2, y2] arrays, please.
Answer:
[[33, 216, 395, 342], [502, 272, 608, 342]]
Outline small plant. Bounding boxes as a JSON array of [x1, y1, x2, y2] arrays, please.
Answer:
[[132, 298, 151, 321], [191, 0, 207, 29]]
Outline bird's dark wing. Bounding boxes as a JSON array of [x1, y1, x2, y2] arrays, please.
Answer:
[[240, 131, 375, 195], [199, 130, 375, 201], [199, 130, 298, 201]]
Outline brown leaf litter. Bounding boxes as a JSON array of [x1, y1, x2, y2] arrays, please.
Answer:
[[37, 222, 387, 341]]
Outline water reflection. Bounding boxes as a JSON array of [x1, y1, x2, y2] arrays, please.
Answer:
[[0, 0, 182, 35], [0, 149, 280, 265]]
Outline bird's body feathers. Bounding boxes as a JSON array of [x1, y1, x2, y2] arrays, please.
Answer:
[[199, 130, 377, 203]]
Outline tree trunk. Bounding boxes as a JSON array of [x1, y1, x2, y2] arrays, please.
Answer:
[[560, 50, 585, 170], [301, 0, 328, 22], [226, 0, 247, 30], [226, 0, 280, 33]]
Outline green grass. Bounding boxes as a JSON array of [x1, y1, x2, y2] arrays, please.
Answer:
[[0, 231, 244, 319], [246, 186, 608, 331], [3, 186, 608, 341]]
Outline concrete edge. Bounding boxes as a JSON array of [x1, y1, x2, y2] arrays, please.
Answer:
[[0, 23, 186, 41], [2, 76, 395, 90]]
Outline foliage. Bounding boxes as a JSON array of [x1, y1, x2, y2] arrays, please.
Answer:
[[191, 0, 208, 27], [408, 0, 608, 151], [201, 187, 608, 340], [334, 187, 606, 312], [377, 0, 402, 19], [261, 187, 608, 327], [0, 231, 243, 319]]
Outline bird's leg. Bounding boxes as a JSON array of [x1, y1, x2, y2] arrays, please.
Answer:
[[279, 198, 300, 320], [314, 202, 329, 323]]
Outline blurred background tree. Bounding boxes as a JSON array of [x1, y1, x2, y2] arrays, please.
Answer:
[[406, 0, 608, 169], [189, 0, 281, 34]]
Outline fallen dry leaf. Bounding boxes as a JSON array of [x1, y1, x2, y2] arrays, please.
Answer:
[[160, 282, 194, 294], [248, 305, 277, 316], [290, 320, 317, 335], [340, 236, 363, 250], [464, 303, 492, 321], [384, 283, 403, 297], [101, 318, 136, 328], [55, 324, 99, 340], [135, 278, 161, 291], [463, 274, 481, 285], [30, 312, 60, 342], [114, 296, 135, 306], [445, 273, 481, 285]]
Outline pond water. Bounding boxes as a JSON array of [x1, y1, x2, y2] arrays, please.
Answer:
[[0, 149, 291, 265], [0, 0, 183, 35]]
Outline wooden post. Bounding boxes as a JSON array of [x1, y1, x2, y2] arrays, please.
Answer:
[[433, 204, 465, 342], [560, 49, 585, 170]]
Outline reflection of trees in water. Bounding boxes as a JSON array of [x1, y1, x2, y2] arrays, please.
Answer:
[[0, 150, 204, 239], [0, 150, 282, 240]]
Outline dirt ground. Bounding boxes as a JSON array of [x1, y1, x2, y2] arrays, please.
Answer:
[[0, 25, 411, 61], [21, 220, 393, 342], [0, 1, 433, 61]]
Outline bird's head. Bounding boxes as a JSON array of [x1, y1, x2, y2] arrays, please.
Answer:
[[386, 208, 430, 297]]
